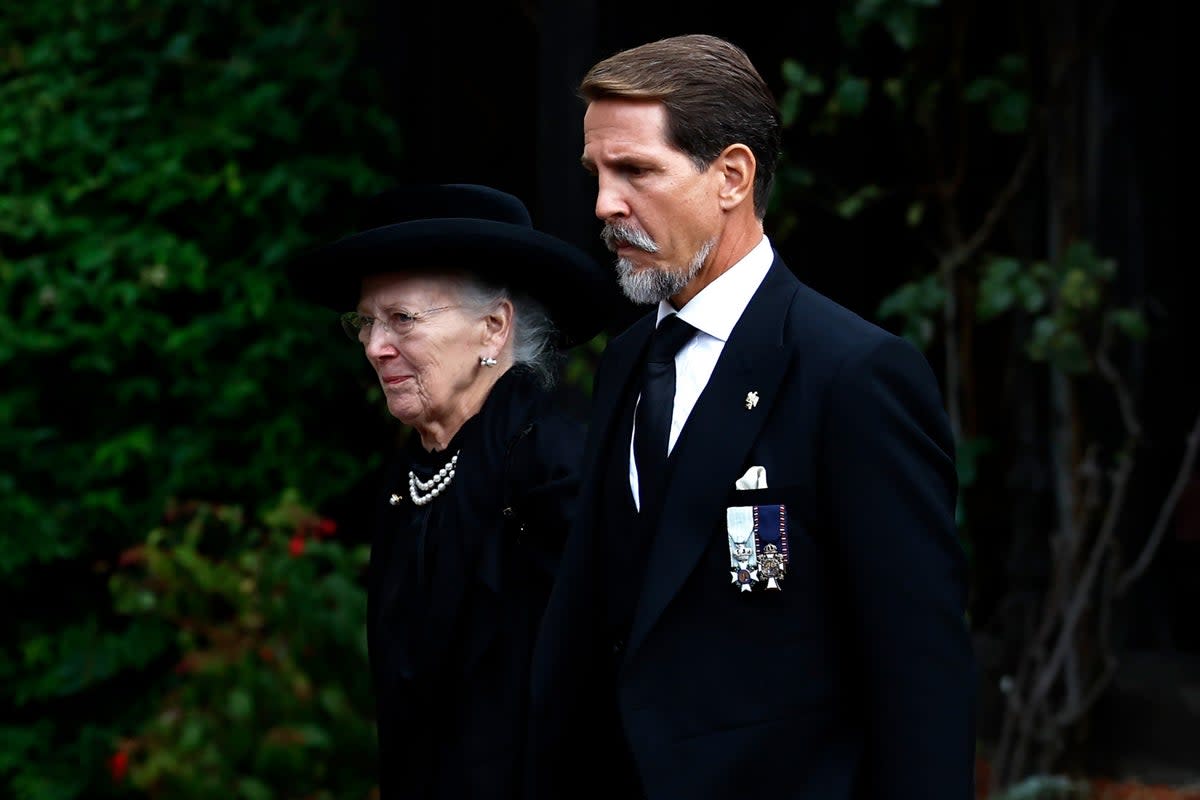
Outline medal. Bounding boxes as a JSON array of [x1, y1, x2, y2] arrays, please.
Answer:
[[726, 506, 759, 592], [753, 504, 789, 590]]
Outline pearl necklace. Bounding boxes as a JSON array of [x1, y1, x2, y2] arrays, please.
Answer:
[[407, 451, 460, 506]]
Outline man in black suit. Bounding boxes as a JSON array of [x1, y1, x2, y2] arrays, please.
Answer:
[[527, 34, 977, 799]]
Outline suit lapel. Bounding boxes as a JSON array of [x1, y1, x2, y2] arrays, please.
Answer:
[[593, 314, 656, 444], [626, 260, 799, 660], [576, 312, 655, 516]]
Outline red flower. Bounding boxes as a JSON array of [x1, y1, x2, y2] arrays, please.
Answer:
[[316, 517, 338, 537], [288, 535, 306, 557], [108, 749, 129, 782], [117, 545, 145, 567]]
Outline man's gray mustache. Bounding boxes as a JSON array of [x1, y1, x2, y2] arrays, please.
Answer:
[[601, 223, 657, 253]]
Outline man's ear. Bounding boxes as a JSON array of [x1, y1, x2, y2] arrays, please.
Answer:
[[715, 143, 756, 212]]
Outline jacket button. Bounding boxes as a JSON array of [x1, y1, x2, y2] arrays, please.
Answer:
[[612, 639, 625, 655]]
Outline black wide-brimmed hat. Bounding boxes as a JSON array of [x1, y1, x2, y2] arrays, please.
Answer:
[[287, 183, 617, 348]]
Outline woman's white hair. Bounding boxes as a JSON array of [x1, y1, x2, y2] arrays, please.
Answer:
[[453, 274, 562, 389]]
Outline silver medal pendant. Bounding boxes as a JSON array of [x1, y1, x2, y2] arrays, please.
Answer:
[[726, 506, 759, 592]]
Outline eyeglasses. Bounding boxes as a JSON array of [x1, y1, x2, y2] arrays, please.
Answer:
[[340, 305, 457, 343]]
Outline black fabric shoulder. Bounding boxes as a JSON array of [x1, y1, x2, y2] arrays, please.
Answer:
[[499, 407, 586, 578]]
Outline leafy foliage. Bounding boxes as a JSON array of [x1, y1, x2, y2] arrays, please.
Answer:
[[1, 0, 403, 796], [976, 242, 1144, 375], [108, 494, 375, 800]]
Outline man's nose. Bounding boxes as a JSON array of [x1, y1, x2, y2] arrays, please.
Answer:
[[594, 176, 628, 221]]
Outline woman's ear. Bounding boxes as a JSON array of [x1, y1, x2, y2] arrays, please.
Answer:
[[483, 298, 514, 350]]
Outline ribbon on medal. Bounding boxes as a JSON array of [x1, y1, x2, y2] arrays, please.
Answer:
[[753, 504, 789, 590], [726, 505, 759, 592]]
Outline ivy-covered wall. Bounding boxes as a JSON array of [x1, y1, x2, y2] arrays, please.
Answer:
[[1, 2, 406, 796]]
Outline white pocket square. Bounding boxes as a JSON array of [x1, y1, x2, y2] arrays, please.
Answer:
[[734, 465, 768, 490]]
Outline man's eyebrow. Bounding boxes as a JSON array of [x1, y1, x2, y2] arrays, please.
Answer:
[[582, 152, 648, 171]]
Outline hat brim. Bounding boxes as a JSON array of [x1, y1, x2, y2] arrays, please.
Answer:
[[288, 218, 617, 348]]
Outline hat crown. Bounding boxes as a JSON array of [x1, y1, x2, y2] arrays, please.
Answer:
[[361, 183, 532, 232]]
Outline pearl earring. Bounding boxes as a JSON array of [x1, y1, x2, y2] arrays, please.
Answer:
[[480, 356, 497, 367]]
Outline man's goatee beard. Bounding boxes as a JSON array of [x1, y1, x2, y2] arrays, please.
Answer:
[[616, 239, 713, 305], [617, 258, 685, 305]]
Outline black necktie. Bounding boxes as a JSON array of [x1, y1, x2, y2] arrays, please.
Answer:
[[634, 313, 696, 513]]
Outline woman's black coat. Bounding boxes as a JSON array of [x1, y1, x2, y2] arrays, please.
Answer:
[[367, 368, 584, 799]]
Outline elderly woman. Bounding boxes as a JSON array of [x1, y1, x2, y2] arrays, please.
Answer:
[[287, 184, 618, 800]]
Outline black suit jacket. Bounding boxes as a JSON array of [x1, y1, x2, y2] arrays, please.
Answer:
[[529, 255, 976, 799]]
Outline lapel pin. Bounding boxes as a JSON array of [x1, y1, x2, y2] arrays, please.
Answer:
[[389, 493, 402, 506], [745, 391, 759, 410]]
